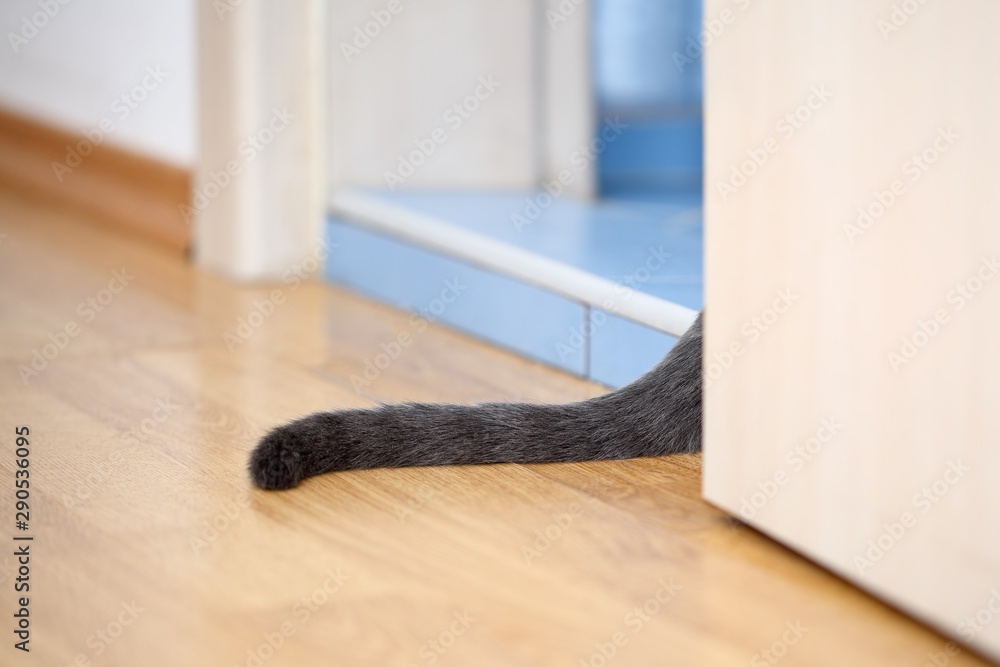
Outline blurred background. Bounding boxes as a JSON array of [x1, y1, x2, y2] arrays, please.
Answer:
[[0, 2, 195, 167], [593, 0, 702, 195], [0, 0, 704, 388]]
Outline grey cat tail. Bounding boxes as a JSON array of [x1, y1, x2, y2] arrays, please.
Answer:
[[249, 313, 703, 490]]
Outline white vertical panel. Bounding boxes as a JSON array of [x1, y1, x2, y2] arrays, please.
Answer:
[[195, 0, 325, 280], [540, 0, 595, 198], [704, 0, 1000, 660]]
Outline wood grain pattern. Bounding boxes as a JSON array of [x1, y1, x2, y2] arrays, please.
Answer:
[[0, 106, 190, 253], [703, 0, 1000, 662], [0, 187, 993, 666]]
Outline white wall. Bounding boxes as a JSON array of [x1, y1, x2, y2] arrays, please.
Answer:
[[0, 0, 195, 166], [327, 0, 592, 195], [328, 0, 537, 191]]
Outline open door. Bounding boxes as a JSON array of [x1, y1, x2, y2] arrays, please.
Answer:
[[704, 1, 1000, 660]]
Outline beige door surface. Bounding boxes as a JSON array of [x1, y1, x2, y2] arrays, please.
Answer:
[[703, 0, 1000, 661]]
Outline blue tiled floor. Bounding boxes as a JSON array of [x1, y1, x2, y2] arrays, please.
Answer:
[[325, 190, 703, 387]]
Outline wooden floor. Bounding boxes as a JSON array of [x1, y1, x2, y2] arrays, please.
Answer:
[[0, 187, 991, 667]]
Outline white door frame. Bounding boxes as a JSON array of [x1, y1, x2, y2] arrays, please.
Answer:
[[194, 0, 593, 280], [194, 0, 325, 281]]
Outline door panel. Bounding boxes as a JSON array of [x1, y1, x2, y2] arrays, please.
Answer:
[[704, 1, 1000, 660]]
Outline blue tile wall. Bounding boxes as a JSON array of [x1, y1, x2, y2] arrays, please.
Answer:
[[589, 311, 679, 388], [325, 218, 588, 376]]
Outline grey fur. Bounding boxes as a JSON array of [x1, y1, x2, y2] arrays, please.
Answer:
[[249, 312, 702, 490]]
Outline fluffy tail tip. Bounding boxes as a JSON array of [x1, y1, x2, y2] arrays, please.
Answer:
[[249, 426, 309, 490]]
